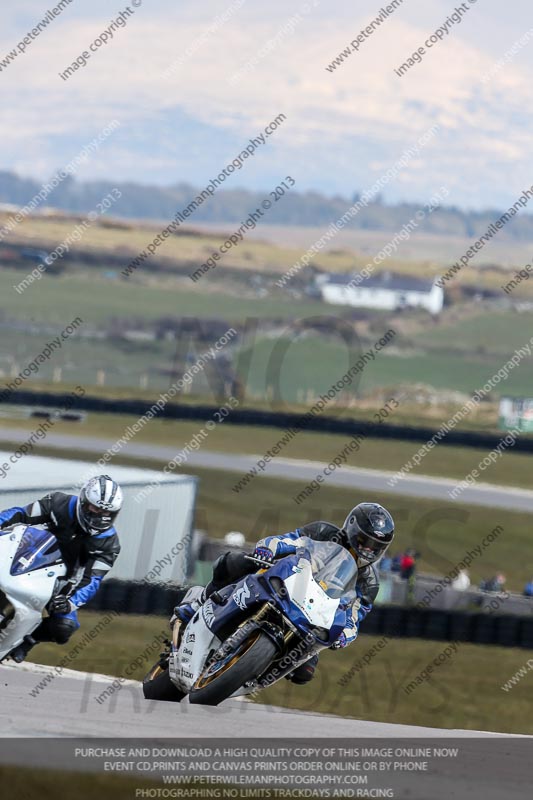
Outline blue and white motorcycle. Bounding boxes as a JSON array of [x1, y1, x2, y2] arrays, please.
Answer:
[[142, 537, 358, 706], [0, 524, 67, 662]]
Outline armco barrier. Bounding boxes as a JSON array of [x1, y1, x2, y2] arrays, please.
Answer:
[[2, 389, 533, 453], [85, 580, 533, 648]]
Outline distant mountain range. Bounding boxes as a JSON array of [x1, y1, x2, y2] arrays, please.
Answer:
[[2, 170, 533, 242]]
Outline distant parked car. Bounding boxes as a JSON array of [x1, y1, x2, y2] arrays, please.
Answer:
[[20, 248, 49, 264]]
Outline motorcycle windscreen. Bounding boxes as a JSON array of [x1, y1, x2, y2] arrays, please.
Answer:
[[304, 539, 357, 598], [10, 527, 62, 576]]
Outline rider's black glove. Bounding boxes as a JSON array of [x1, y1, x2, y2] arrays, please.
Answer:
[[48, 595, 75, 615]]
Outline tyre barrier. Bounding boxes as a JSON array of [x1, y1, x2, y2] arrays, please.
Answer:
[[2, 389, 533, 453]]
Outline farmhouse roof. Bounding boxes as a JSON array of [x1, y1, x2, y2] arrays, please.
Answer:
[[326, 270, 436, 293]]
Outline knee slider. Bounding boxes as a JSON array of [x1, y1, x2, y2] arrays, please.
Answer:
[[50, 616, 79, 644]]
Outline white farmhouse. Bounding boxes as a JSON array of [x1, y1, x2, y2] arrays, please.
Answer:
[[319, 271, 444, 315]]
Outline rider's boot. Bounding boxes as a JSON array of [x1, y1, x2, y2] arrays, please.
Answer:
[[10, 635, 37, 664], [286, 654, 319, 684]]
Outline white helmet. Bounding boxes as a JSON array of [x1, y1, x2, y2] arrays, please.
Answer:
[[77, 475, 123, 535]]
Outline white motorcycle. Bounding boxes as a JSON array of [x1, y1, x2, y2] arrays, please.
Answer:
[[142, 537, 358, 706], [0, 524, 67, 662]]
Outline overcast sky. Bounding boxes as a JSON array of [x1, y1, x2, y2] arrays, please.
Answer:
[[2, 0, 533, 210]]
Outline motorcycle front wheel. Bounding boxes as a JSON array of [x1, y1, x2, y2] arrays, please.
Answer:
[[188, 630, 277, 706], [142, 661, 186, 702]]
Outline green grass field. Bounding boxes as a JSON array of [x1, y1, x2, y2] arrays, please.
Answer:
[[0, 266, 343, 325], [3, 321, 533, 401], [0, 325, 182, 391], [3, 259, 533, 402], [259, 632, 533, 735], [412, 309, 533, 354], [28, 611, 533, 735], [240, 333, 533, 400], [0, 767, 164, 800], [2, 266, 531, 357]]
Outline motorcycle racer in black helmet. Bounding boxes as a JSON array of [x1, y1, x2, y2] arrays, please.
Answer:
[[174, 502, 394, 686], [341, 502, 395, 567]]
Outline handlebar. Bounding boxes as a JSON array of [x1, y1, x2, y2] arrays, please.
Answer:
[[244, 554, 276, 569]]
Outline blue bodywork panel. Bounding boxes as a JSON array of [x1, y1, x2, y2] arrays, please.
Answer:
[[197, 551, 348, 648]]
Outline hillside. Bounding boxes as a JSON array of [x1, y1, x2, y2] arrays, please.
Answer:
[[3, 170, 533, 241]]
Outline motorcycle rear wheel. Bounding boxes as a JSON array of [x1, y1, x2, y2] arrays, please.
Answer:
[[189, 630, 277, 706]]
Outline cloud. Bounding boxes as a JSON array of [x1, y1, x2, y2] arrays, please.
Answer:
[[0, 0, 532, 207]]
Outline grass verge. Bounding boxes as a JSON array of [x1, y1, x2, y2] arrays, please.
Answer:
[[0, 766, 167, 800]]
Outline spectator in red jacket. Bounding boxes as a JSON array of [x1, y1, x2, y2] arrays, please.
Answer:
[[400, 549, 417, 580]]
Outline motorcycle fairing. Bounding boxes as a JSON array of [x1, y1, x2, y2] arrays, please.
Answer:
[[197, 552, 348, 647], [0, 524, 67, 660], [283, 557, 341, 629], [171, 608, 222, 692]]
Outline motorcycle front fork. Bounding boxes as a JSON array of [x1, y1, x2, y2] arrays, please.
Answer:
[[171, 617, 182, 650], [247, 603, 319, 687]]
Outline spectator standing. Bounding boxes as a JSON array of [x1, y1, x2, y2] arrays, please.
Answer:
[[452, 568, 471, 591]]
